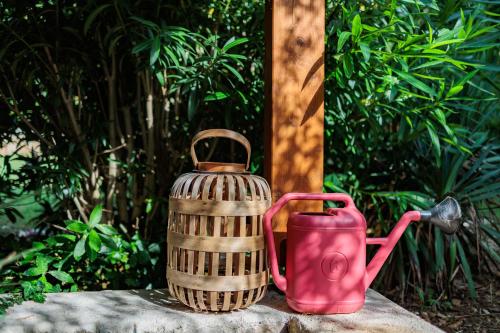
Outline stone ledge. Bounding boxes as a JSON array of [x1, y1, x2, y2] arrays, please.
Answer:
[[0, 289, 442, 333]]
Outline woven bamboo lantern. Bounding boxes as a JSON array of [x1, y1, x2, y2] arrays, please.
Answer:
[[167, 129, 271, 311]]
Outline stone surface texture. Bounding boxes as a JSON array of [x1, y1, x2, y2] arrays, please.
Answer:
[[1, 289, 443, 333]]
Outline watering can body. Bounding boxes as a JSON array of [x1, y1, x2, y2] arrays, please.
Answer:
[[286, 208, 367, 313], [264, 193, 461, 314]]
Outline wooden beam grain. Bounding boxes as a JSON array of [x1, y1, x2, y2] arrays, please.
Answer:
[[264, 0, 325, 262]]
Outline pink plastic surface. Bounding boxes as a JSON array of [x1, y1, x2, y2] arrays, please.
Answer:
[[365, 210, 421, 287], [263, 193, 421, 314]]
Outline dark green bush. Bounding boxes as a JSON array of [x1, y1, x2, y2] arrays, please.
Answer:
[[0, 205, 159, 314], [324, 0, 499, 302]]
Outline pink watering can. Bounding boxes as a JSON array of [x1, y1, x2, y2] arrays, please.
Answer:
[[263, 193, 461, 314]]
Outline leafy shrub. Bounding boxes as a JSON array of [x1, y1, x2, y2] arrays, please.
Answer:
[[324, 0, 499, 301], [0, 205, 159, 314]]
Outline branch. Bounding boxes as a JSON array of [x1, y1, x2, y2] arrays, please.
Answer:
[[99, 143, 126, 155], [43, 46, 93, 173], [73, 196, 89, 223], [0, 73, 54, 149]]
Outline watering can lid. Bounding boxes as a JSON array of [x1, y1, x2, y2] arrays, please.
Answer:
[[289, 208, 366, 230]]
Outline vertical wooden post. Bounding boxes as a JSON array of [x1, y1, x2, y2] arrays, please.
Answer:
[[264, 0, 325, 262]]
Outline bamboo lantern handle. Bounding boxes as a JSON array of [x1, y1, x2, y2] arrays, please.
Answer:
[[190, 129, 252, 172]]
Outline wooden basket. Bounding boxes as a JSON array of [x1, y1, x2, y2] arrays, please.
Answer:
[[167, 129, 271, 311]]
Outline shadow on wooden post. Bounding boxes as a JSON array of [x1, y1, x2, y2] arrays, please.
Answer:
[[264, 0, 325, 263]]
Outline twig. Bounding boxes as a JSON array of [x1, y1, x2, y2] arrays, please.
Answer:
[[0, 74, 54, 149], [46, 223, 76, 234], [449, 266, 460, 282], [73, 197, 88, 223], [453, 313, 499, 318], [99, 143, 126, 155]]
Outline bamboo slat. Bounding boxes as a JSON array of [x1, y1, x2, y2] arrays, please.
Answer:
[[167, 231, 265, 252]]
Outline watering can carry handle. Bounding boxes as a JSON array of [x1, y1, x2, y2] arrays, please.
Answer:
[[263, 193, 355, 292], [191, 129, 251, 171]]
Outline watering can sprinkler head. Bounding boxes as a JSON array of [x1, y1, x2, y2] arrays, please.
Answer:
[[419, 196, 462, 234]]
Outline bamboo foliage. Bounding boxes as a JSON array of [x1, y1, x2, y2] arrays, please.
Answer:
[[0, 1, 248, 238]]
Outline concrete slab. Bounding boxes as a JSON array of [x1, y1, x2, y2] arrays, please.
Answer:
[[0, 289, 443, 333]]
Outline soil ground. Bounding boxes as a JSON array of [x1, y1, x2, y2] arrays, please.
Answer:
[[387, 276, 499, 332]]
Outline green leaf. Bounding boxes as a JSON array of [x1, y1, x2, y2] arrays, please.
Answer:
[[456, 238, 477, 299], [187, 90, 198, 121], [426, 123, 441, 163], [48, 271, 74, 284], [83, 4, 112, 35], [222, 37, 249, 52], [130, 17, 159, 31], [34, 255, 52, 272], [224, 53, 247, 61], [404, 229, 420, 268], [150, 37, 160, 65], [352, 15, 362, 41], [73, 236, 86, 259], [100, 234, 118, 250], [88, 247, 98, 262], [88, 230, 102, 252], [446, 85, 463, 98], [359, 42, 370, 62], [393, 69, 437, 97], [21, 281, 46, 303], [480, 241, 500, 263], [430, 39, 464, 49], [155, 71, 165, 86], [32, 242, 45, 250], [54, 234, 76, 243], [66, 221, 88, 233], [88, 205, 103, 228], [222, 63, 244, 83], [481, 225, 500, 246], [427, 22, 433, 44], [145, 198, 153, 214], [343, 53, 354, 78], [132, 40, 152, 55], [96, 224, 118, 236], [432, 108, 447, 126], [164, 46, 180, 67], [449, 239, 457, 275], [337, 32, 352, 50], [23, 266, 47, 277], [434, 228, 444, 271], [204, 91, 230, 102]]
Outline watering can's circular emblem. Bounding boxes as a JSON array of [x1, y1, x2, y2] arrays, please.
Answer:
[[321, 252, 348, 281]]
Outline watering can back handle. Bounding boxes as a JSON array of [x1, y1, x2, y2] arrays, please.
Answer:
[[263, 192, 355, 292]]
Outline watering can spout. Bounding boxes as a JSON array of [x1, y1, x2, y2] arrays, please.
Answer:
[[419, 196, 461, 234], [364, 211, 420, 290], [364, 197, 461, 290]]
